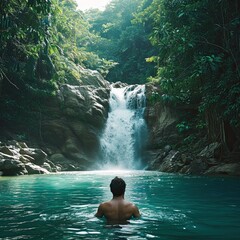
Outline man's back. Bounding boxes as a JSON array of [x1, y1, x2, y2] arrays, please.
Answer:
[[95, 197, 140, 224], [95, 177, 140, 224]]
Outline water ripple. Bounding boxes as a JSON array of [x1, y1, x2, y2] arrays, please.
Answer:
[[0, 171, 240, 240]]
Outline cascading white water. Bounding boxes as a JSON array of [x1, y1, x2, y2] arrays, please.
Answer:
[[99, 85, 147, 169]]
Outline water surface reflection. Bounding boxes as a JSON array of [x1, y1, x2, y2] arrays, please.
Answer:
[[0, 170, 240, 239]]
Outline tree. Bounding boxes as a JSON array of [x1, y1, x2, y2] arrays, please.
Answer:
[[86, 0, 157, 84], [0, 0, 113, 134], [136, 0, 240, 155]]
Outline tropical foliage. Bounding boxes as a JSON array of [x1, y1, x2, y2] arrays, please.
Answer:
[[0, 0, 239, 154], [134, 0, 240, 151], [0, 0, 112, 131], [86, 0, 157, 84]]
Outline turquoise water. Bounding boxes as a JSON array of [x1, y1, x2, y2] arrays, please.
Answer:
[[0, 170, 240, 239]]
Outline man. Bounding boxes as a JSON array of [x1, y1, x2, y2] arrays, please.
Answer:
[[95, 176, 141, 224]]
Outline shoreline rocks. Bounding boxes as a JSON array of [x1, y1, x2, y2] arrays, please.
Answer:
[[38, 68, 111, 171], [1, 74, 239, 177], [144, 142, 240, 177], [0, 141, 53, 176], [144, 83, 240, 177], [0, 67, 111, 176]]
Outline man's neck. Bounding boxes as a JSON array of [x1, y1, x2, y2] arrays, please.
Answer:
[[112, 195, 124, 200]]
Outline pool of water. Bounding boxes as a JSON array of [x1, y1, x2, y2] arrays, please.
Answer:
[[0, 170, 240, 239]]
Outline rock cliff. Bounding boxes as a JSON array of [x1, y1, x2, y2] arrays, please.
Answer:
[[0, 67, 110, 175], [144, 83, 240, 176], [1, 75, 239, 176], [0, 141, 55, 176], [41, 68, 110, 171]]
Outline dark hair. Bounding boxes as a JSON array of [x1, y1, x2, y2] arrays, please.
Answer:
[[110, 177, 126, 197]]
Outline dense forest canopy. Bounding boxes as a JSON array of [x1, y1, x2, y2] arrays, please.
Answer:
[[0, 0, 113, 130], [0, 0, 239, 155], [85, 0, 157, 84]]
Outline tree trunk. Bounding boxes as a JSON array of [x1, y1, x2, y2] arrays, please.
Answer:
[[206, 107, 238, 161]]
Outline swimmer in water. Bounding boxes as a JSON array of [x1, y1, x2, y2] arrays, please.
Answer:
[[95, 176, 140, 224]]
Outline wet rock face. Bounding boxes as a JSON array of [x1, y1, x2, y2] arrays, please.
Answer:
[[0, 142, 54, 176], [143, 83, 240, 176], [79, 66, 110, 88], [40, 68, 111, 170], [143, 84, 181, 170], [59, 84, 110, 128], [144, 85, 180, 148], [145, 140, 240, 176], [204, 163, 240, 176], [0, 68, 111, 174]]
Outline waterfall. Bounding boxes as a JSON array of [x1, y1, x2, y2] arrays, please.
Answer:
[[98, 85, 147, 169]]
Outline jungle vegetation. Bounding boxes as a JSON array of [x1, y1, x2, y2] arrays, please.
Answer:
[[0, 0, 239, 156], [0, 0, 114, 132]]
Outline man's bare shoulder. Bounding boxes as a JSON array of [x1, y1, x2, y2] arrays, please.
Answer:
[[122, 200, 136, 208], [98, 201, 114, 210], [95, 201, 111, 217], [127, 202, 141, 218], [102, 201, 113, 206]]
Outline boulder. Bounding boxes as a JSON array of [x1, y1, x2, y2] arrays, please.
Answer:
[[198, 142, 221, 158], [146, 149, 167, 170], [111, 81, 127, 88], [204, 163, 240, 176], [79, 66, 110, 88], [0, 146, 14, 156], [62, 138, 80, 154], [0, 151, 19, 160], [21, 154, 35, 162], [145, 145, 175, 171], [0, 141, 57, 176], [189, 158, 208, 174], [42, 162, 52, 172], [45, 160, 59, 172], [17, 142, 28, 148], [19, 148, 47, 165], [61, 138, 87, 161], [60, 84, 87, 118], [25, 163, 49, 174], [19, 155, 31, 163], [0, 159, 27, 176], [59, 84, 110, 128], [50, 153, 87, 171], [158, 150, 182, 172]]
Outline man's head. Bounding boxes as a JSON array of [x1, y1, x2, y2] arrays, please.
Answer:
[[110, 177, 126, 197]]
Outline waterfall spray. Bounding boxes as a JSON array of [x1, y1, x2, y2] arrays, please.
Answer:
[[99, 85, 147, 169]]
